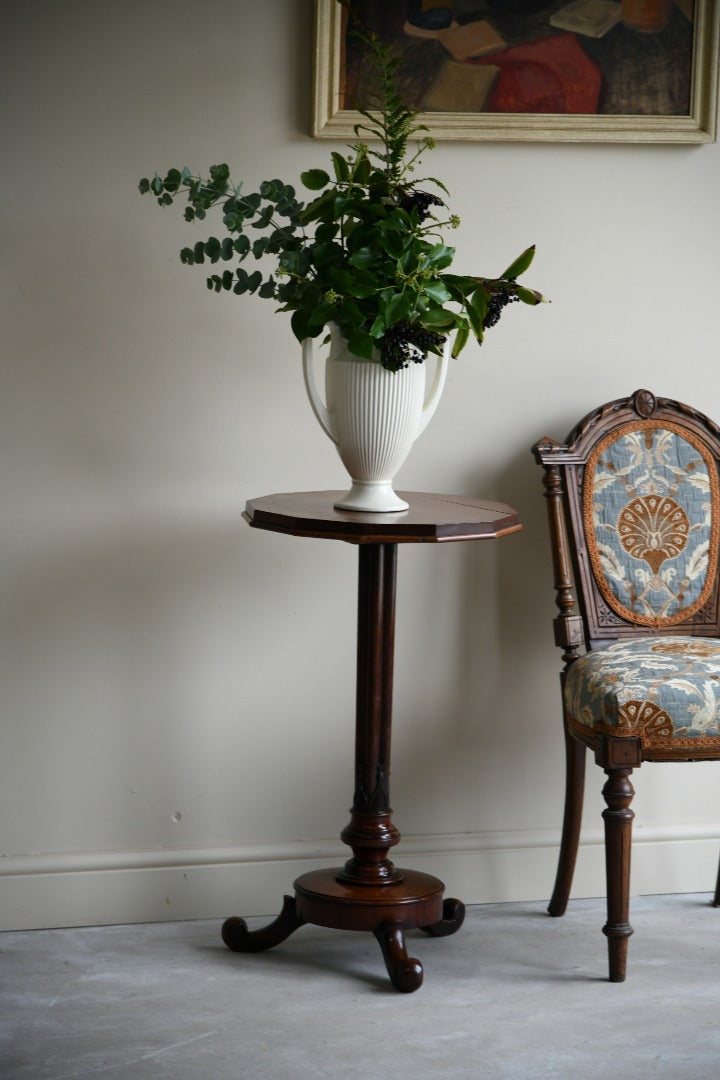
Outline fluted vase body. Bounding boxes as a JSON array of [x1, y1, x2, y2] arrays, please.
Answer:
[[302, 325, 450, 512]]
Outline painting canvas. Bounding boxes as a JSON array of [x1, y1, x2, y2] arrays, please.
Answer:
[[313, 0, 719, 141]]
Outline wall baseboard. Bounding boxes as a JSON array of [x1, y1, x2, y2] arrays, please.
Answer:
[[2, 825, 719, 931]]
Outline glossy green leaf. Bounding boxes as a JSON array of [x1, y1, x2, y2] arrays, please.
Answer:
[[347, 245, 381, 269], [422, 308, 455, 328], [331, 152, 350, 182], [297, 189, 336, 225], [514, 284, 545, 305], [501, 244, 535, 280], [469, 286, 489, 324], [421, 243, 454, 270], [383, 292, 413, 326], [452, 321, 470, 357], [344, 270, 378, 298], [422, 280, 452, 304], [380, 230, 404, 259], [300, 168, 330, 191], [315, 222, 339, 243], [345, 328, 374, 359], [465, 291, 485, 341]]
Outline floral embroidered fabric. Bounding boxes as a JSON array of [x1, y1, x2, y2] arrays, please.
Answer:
[[584, 422, 719, 627], [565, 636, 720, 749]]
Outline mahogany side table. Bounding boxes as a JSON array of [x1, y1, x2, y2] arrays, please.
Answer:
[[222, 490, 521, 992]]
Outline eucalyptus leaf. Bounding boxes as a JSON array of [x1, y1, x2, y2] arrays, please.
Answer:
[[204, 237, 221, 263]]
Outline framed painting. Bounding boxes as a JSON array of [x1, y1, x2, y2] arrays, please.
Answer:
[[312, 0, 719, 142]]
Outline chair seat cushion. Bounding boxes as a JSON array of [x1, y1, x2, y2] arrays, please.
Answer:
[[564, 636, 720, 755]]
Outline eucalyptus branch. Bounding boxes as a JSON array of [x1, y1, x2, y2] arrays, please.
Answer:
[[138, 1, 545, 370]]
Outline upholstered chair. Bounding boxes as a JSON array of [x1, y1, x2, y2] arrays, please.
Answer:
[[533, 389, 720, 981]]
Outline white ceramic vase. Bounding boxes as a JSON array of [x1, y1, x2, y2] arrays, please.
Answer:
[[302, 324, 450, 513]]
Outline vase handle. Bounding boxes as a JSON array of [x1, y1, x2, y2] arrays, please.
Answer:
[[302, 336, 338, 445], [417, 334, 451, 437]]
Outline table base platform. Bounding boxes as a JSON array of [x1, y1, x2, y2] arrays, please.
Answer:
[[222, 870, 465, 993]]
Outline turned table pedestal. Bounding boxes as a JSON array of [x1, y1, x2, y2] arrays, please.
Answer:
[[222, 491, 521, 992]]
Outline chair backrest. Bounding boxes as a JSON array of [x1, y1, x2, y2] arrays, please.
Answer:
[[533, 389, 720, 657]]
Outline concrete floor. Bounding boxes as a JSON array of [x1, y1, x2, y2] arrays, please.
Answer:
[[2, 894, 719, 1080]]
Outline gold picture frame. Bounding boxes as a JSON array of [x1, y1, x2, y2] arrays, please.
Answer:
[[312, 0, 719, 143]]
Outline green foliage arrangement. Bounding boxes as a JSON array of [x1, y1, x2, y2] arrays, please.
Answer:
[[139, 18, 545, 372]]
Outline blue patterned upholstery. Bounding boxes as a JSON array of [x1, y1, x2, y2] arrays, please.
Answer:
[[585, 423, 719, 627], [565, 635, 720, 754]]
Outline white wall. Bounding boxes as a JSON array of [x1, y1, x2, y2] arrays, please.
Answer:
[[1, 0, 719, 931]]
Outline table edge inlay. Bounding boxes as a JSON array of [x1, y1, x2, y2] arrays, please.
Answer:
[[243, 491, 522, 543]]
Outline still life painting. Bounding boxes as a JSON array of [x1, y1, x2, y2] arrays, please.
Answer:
[[313, 0, 718, 141]]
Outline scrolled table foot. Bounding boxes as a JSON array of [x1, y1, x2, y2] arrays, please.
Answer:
[[421, 897, 466, 937], [373, 923, 423, 993], [222, 895, 305, 954]]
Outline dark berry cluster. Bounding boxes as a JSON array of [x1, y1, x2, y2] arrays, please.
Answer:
[[381, 320, 447, 372], [483, 290, 520, 330], [396, 188, 445, 222]]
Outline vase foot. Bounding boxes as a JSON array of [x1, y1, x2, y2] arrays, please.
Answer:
[[334, 481, 408, 513]]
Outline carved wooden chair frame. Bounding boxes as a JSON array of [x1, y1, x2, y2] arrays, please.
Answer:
[[533, 388, 720, 981]]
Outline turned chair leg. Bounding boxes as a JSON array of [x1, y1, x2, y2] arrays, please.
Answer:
[[602, 767, 635, 982], [548, 722, 586, 917]]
